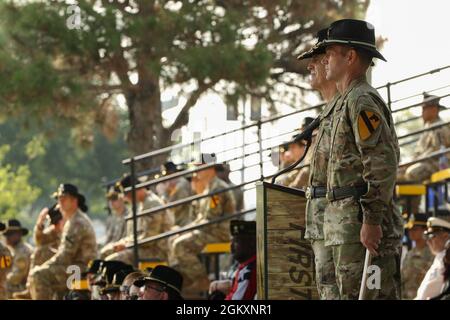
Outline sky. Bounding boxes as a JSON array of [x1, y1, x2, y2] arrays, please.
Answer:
[[161, 0, 450, 211]]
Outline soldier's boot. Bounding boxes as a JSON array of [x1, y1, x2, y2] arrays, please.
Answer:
[[12, 289, 31, 300]]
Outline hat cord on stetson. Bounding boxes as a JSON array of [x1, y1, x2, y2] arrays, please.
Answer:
[[322, 38, 377, 49]]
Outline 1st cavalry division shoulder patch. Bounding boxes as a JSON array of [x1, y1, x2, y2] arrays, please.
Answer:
[[210, 195, 221, 209], [358, 110, 381, 140]]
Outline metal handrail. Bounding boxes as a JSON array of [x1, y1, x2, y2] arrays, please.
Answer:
[[121, 65, 450, 166], [122, 103, 324, 165], [397, 120, 450, 140], [399, 138, 419, 148], [376, 65, 450, 88], [390, 84, 450, 104], [125, 208, 256, 248], [124, 161, 309, 221], [391, 93, 450, 114], [398, 148, 450, 168]]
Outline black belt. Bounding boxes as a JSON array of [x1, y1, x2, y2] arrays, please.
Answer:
[[305, 186, 327, 200], [326, 184, 368, 202]]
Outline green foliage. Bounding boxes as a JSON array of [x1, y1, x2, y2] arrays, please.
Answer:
[[0, 116, 130, 227], [0, 0, 370, 141], [0, 144, 41, 222]]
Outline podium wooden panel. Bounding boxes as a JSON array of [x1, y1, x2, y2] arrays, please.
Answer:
[[256, 181, 318, 300]]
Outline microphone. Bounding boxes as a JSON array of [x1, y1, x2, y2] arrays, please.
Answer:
[[290, 116, 321, 143]]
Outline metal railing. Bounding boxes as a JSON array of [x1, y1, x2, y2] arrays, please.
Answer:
[[116, 65, 450, 266]]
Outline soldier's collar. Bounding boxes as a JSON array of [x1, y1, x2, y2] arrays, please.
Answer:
[[340, 76, 367, 103]]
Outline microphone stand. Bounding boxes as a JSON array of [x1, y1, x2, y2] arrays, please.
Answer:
[[271, 135, 312, 184], [270, 117, 321, 184]]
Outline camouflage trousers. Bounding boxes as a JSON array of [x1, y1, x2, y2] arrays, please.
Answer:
[[310, 240, 340, 300], [331, 243, 401, 300], [21, 245, 57, 293], [29, 264, 69, 300], [168, 228, 229, 286], [405, 162, 436, 182], [105, 249, 135, 266], [7, 283, 27, 298], [105, 244, 169, 266]]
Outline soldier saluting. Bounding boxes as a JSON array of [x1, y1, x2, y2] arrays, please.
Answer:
[[318, 19, 403, 299], [29, 184, 97, 300]]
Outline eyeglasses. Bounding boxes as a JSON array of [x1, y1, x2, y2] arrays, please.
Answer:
[[143, 284, 165, 293]]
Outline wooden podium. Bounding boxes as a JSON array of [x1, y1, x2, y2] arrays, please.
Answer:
[[256, 181, 318, 300]]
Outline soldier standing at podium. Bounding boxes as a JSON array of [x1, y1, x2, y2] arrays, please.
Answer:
[[319, 19, 403, 299], [297, 28, 340, 299]]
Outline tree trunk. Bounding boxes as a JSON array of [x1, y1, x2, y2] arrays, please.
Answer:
[[126, 78, 169, 172]]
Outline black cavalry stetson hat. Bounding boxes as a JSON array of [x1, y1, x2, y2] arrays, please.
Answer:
[[297, 28, 328, 60], [318, 19, 386, 62], [134, 265, 183, 295], [230, 220, 256, 236], [52, 183, 88, 212], [0, 219, 29, 236]]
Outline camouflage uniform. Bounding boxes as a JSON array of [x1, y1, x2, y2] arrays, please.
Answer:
[[105, 192, 174, 265], [230, 183, 244, 212], [103, 212, 123, 246], [32, 224, 62, 267], [100, 208, 128, 259], [7, 240, 33, 297], [15, 224, 63, 298], [305, 94, 341, 300], [405, 117, 450, 181], [401, 245, 433, 299], [0, 242, 12, 300], [278, 168, 300, 187], [169, 176, 236, 286], [290, 138, 315, 189], [29, 210, 97, 300], [325, 77, 403, 300], [166, 177, 195, 227]]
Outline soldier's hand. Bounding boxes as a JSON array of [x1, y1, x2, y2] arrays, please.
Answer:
[[360, 223, 383, 256], [37, 207, 49, 225], [209, 280, 232, 294]]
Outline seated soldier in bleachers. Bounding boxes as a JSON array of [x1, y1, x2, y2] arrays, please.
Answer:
[[208, 220, 257, 300], [216, 163, 244, 212], [156, 161, 195, 227], [278, 117, 316, 189], [105, 174, 174, 266], [399, 93, 450, 183], [100, 186, 128, 259], [277, 137, 306, 187], [168, 154, 236, 294]]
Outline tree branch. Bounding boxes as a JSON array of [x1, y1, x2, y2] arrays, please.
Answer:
[[167, 81, 215, 133]]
